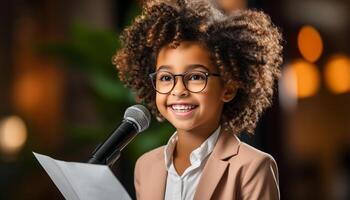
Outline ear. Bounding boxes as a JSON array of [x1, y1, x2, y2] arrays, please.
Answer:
[[222, 80, 238, 103]]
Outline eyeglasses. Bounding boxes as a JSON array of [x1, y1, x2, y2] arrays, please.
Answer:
[[149, 70, 220, 94]]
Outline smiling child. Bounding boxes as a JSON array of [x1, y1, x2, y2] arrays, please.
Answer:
[[113, 0, 283, 199]]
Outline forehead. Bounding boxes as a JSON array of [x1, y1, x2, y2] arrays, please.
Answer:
[[156, 41, 216, 72]]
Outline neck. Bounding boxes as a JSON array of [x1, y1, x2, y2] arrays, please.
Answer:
[[174, 123, 220, 160]]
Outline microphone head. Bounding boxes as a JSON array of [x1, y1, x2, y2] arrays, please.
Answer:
[[124, 104, 151, 132]]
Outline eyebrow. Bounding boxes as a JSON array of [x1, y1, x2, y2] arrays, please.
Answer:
[[157, 64, 210, 72]]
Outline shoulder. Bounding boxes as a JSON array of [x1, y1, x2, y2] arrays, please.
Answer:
[[236, 141, 277, 166], [134, 145, 166, 184], [135, 145, 165, 168], [134, 146, 166, 198], [230, 140, 279, 184], [231, 141, 280, 198], [225, 138, 279, 181], [216, 131, 277, 167]]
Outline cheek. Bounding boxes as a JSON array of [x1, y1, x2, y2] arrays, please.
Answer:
[[155, 94, 167, 112], [202, 88, 226, 113], [204, 83, 225, 102], [200, 94, 224, 110]]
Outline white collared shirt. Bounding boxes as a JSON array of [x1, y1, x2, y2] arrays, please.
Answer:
[[164, 126, 221, 200]]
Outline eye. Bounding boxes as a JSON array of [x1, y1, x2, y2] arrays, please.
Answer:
[[158, 74, 173, 82], [187, 72, 206, 81]]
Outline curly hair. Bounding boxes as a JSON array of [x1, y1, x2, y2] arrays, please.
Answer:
[[113, 0, 283, 135]]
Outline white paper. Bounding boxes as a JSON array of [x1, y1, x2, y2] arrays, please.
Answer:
[[33, 152, 132, 200]]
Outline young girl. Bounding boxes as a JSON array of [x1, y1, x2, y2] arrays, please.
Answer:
[[113, 0, 283, 199]]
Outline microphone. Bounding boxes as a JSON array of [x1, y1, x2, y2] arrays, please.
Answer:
[[88, 105, 151, 166]]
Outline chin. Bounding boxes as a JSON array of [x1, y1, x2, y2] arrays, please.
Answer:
[[170, 120, 200, 132]]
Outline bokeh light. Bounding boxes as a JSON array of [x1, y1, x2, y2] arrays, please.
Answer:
[[298, 25, 323, 63], [279, 64, 298, 111], [324, 54, 350, 94], [0, 116, 28, 154], [283, 59, 321, 99]]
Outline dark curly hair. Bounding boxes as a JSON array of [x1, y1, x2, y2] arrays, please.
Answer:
[[113, 0, 283, 135]]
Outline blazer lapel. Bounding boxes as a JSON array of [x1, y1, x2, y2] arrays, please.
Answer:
[[144, 148, 167, 200], [194, 130, 240, 200]]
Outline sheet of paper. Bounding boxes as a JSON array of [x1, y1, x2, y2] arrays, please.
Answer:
[[33, 152, 132, 200]]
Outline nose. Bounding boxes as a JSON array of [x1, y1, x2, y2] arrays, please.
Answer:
[[171, 76, 189, 97]]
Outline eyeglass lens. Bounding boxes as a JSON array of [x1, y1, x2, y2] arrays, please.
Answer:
[[152, 71, 208, 93]]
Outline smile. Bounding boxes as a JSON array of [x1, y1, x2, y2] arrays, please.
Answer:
[[168, 104, 198, 117], [171, 104, 197, 112]]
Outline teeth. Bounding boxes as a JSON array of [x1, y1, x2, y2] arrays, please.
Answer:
[[171, 104, 196, 111]]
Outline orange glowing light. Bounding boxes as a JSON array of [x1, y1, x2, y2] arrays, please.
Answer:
[[298, 25, 323, 63], [0, 116, 27, 154], [324, 54, 350, 94], [284, 59, 320, 98]]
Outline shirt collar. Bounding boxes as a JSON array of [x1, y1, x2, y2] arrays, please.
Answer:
[[164, 126, 221, 169]]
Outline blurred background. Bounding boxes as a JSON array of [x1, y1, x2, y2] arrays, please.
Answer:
[[0, 0, 349, 199]]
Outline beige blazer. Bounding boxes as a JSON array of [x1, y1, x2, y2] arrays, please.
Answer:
[[134, 129, 280, 200]]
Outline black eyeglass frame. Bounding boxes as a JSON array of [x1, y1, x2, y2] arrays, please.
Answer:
[[148, 70, 221, 94]]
